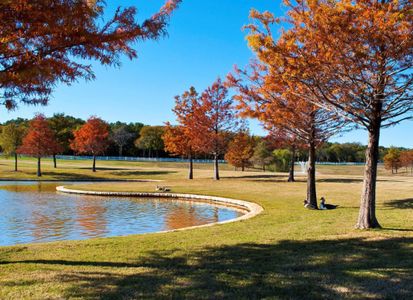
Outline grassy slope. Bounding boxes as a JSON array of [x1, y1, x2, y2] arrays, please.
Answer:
[[0, 158, 412, 299]]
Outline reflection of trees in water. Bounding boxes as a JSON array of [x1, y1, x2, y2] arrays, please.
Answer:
[[30, 210, 71, 242], [164, 203, 219, 230], [76, 201, 108, 237], [0, 186, 235, 245], [0, 183, 58, 193]]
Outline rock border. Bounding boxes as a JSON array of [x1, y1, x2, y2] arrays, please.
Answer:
[[56, 186, 264, 233]]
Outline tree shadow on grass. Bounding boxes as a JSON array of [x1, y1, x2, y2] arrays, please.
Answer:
[[77, 167, 132, 171], [317, 178, 402, 184], [223, 174, 284, 179], [39, 170, 174, 179], [223, 174, 300, 183], [112, 170, 176, 177], [384, 198, 413, 209], [2, 237, 413, 299], [40, 171, 108, 181], [221, 175, 397, 184]]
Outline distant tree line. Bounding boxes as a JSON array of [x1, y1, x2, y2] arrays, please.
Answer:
[[227, 139, 413, 174], [0, 114, 157, 157], [1, 114, 411, 177]]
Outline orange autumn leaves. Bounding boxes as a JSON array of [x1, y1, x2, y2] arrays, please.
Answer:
[[163, 79, 239, 180], [18, 115, 61, 159], [70, 117, 110, 158], [224, 131, 255, 172], [228, 0, 413, 228], [70, 117, 110, 172], [17, 115, 110, 175], [17, 114, 61, 176], [0, 0, 180, 110]]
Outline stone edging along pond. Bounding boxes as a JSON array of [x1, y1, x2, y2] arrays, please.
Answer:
[[56, 186, 264, 233]]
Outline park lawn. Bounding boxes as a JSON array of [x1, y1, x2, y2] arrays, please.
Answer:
[[0, 158, 412, 299], [0, 156, 247, 181]]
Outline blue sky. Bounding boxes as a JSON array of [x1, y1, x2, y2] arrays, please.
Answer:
[[1, 0, 412, 148]]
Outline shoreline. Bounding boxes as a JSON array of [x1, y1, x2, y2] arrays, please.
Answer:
[[56, 186, 264, 234]]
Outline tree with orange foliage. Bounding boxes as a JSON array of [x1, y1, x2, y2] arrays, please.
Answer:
[[228, 60, 343, 207], [71, 117, 110, 172], [400, 150, 413, 174], [163, 87, 200, 179], [256, 0, 413, 228], [163, 125, 194, 179], [0, 0, 180, 110], [195, 78, 238, 180], [225, 130, 255, 171], [17, 115, 61, 177]]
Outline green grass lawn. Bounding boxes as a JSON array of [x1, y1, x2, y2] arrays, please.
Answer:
[[0, 157, 412, 299]]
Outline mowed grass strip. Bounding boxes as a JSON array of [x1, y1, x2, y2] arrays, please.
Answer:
[[0, 158, 412, 299]]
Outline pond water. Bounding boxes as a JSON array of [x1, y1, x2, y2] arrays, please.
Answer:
[[0, 182, 244, 246]]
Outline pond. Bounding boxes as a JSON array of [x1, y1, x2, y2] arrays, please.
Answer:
[[0, 182, 244, 246]]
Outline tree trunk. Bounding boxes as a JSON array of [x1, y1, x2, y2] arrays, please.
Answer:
[[288, 146, 296, 182], [241, 164, 245, 172], [188, 152, 193, 180], [92, 155, 96, 172], [53, 154, 57, 168], [37, 156, 42, 177], [119, 145, 123, 157], [213, 153, 220, 180], [356, 126, 381, 229], [263, 164, 266, 172], [307, 140, 317, 208], [14, 152, 18, 172]]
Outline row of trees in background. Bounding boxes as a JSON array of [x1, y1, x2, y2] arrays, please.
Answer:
[[0, 114, 157, 175], [1, 113, 410, 176], [0, 114, 156, 163]]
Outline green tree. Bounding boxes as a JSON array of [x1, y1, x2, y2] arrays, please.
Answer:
[[0, 123, 26, 171], [135, 126, 165, 158], [3, 118, 29, 127], [48, 113, 85, 167], [252, 139, 274, 171], [273, 149, 292, 173]]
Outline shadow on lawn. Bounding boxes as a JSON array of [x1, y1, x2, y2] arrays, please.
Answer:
[[384, 198, 413, 209], [111, 170, 176, 177], [40, 171, 107, 180], [224, 174, 302, 183], [77, 167, 132, 171], [318, 178, 402, 184], [38, 170, 174, 179], [2, 237, 413, 299]]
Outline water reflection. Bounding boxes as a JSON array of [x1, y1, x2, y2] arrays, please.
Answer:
[[165, 204, 219, 230], [0, 182, 243, 246], [76, 202, 108, 237]]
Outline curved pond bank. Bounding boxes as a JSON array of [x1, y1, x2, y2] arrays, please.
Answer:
[[57, 186, 264, 232], [0, 182, 261, 246]]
